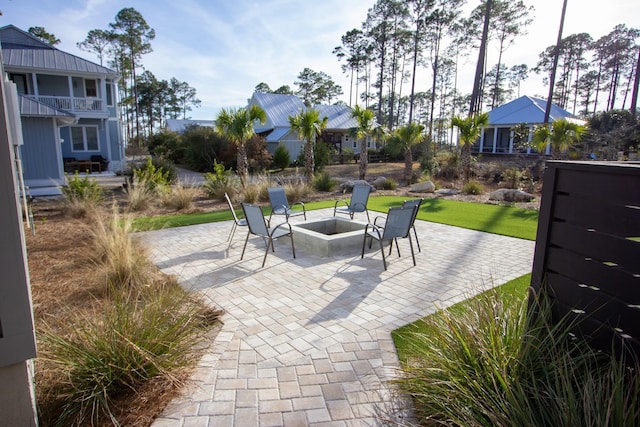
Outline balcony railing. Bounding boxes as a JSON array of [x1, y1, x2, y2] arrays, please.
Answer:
[[25, 95, 104, 113]]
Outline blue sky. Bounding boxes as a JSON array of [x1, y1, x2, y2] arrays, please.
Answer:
[[1, 0, 639, 119]]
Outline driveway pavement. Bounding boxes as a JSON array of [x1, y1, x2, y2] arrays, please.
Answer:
[[138, 209, 535, 426]]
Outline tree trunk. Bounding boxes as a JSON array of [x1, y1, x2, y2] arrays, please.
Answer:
[[237, 143, 248, 187], [404, 148, 413, 184], [461, 144, 472, 182], [304, 138, 315, 183], [630, 46, 640, 120], [469, 0, 492, 115], [359, 139, 368, 180]]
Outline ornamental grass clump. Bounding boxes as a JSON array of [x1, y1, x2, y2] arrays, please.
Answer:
[[90, 208, 156, 290], [159, 180, 199, 211], [391, 287, 640, 426], [39, 279, 222, 426]]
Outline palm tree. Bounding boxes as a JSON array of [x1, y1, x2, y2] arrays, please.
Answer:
[[532, 119, 587, 159], [351, 105, 379, 180], [390, 122, 425, 184], [289, 109, 328, 182], [451, 112, 489, 182], [215, 105, 266, 187]]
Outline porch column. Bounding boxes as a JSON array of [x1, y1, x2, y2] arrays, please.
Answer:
[[509, 129, 514, 154], [527, 126, 533, 154], [30, 74, 38, 97], [479, 129, 485, 152], [492, 126, 498, 153]]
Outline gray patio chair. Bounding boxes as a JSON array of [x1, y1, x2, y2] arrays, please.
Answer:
[[402, 198, 424, 252], [361, 205, 417, 270], [224, 193, 247, 244], [241, 203, 296, 267], [334, 184, 371, 222], [267, 186, 306, 226]]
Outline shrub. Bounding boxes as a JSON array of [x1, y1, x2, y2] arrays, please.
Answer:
[[203, 160, 240, 200], [501, 167, 527, 189], [39, 279, 222, 426], [182, 125, 234, 172], [62, 172, 104, 218], [272, 144, 291, 170], [246, 135, 272, 173], [145, 130, 184, 164], [134, 157, 176, 190], [462, 179, 483, 195], [313, 171, 337, 192], [382, 177, 398, 190], [434, 150, 460, 180], [62, 172, 104, 203]]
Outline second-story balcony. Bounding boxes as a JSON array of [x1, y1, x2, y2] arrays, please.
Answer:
[[25, 95, 105, 115]]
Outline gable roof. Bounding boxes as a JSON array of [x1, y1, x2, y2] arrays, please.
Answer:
[[488, 95, 578, 126], [315, 104, 358, 130], [0, 25, 118, 77], [250, 92, 305, 129]]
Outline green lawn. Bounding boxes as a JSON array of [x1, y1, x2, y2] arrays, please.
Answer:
[[392, 273, 532, 363], [132, 195, 539, 241]]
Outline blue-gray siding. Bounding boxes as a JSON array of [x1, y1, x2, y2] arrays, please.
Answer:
[[20, 117, 62, 182]]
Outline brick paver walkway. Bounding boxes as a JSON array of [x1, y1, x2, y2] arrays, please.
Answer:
[[139, 208, 535, 426]]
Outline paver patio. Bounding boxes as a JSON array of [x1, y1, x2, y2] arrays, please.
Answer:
[[139, 208, 535, 426]]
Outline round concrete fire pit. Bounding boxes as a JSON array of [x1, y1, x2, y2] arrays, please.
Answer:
[[290, 217, 367, 257]]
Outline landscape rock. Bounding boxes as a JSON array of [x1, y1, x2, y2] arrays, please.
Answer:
[[372, 176, 388, 189], [410, 180, 436, 193], [435, 188, 460, 196], [340, 180, 376, 193], [489, 189, 535, 203]]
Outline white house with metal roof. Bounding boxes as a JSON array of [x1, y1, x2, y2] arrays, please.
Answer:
[[248, 92, 374, 160], [474, 95, 583, 155], [0, 25, 124, 196]]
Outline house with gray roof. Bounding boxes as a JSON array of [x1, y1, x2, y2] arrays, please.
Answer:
[[474, 95, 584, 155], [248, 92, 375, 160], [1, 25, 124, 195]]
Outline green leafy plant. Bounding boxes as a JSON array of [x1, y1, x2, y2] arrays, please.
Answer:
[[203, 160, 240, 200], [61, 172, 104, 218], [382, 177, 398, 190], [501, 167, 527, 189], [134, 157, 175, 190], [462, 179, 483, 195], [272, 144, 291, 171], [62, 172, 104, 202], [313, 171, 337, 192]]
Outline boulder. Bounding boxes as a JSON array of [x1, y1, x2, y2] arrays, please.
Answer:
[[410, 180, 436, 193], [340, 180, 376, 193], [435, 188, 460, 196], [372, 176, 387, 189], [489, 189, 535, 203]]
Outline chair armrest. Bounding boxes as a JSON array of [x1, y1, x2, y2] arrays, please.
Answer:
[[334, 199, 349, 209], [291, 201, 305, 211], [373, 215, 386, 226], [270, 221, 293, 236], [364, 223, 383, 239]]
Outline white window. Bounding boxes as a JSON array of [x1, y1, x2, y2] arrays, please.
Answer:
[[70, 126, 99, 152]]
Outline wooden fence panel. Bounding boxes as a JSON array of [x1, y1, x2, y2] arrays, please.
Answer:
[[531, 161, 640, 359]]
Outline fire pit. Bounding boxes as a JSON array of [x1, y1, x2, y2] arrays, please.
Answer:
[[291, 217, 367, 257]]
